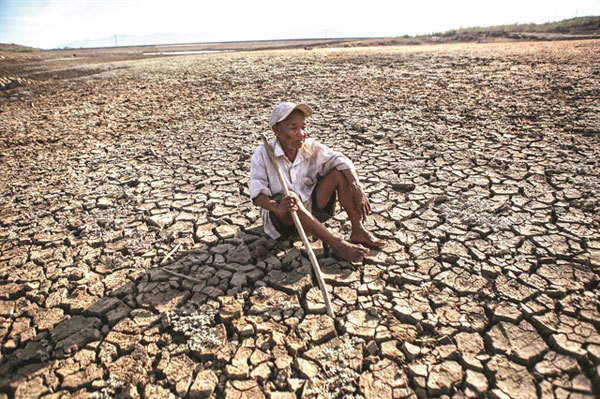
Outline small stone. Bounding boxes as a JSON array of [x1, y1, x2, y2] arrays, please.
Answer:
[[189, 370, 218, 398], [224, 380, 265, 399], [273, 345, 293, 370], [266, 270, 315, 297], [485, 320, 548, 365], [294, 357, 320, 379], [298, 314, 336, 344], [97, 197, 114, 209], [427, 360, 463, 396], [486, 355, 536, 399], [287, 378, 305, 392], [380, 340, 403, 362], [365, 340, 378, 356], [305, 286, 327, 313], [455, 332, 485, 371], [465, 369, 488, 394], [250, 362, 271, 382], [61, 363, 104, 389], [144, 384, 176, 399], [230, 272, 247, 288], [85, 297, 123, 316], [146, 213, 174, 229], [362, 358, 410, 399], [119, 383, 141, 399], [534, 351, 579, 376], [195, 223, 217, 243], [391, 182, 416, 192], [440, 241, 470, 262], [215, 224, 238, 239], [401, 342, 421, 360], [219, 296, 243, 323], [344, 310, 379, 340], [226, 245, 252, 264], [268, 392, 296, 399], [157, 353, 196, 397]]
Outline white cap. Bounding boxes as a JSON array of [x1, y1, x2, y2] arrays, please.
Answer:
[[269, 102, 312, 128]]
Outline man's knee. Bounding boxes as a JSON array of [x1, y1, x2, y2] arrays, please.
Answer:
[[323, 169, 345, 187]]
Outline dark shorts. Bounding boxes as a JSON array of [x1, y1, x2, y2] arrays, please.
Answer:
[[269, 186, 337, 238]]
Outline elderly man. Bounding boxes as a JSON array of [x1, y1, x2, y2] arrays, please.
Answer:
[[249, 102, 385, 262]]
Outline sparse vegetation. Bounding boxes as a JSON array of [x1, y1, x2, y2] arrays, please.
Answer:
[[89, 376, 123, 399], [427, 16, 600, 42], [168, 304, 222, 352], [438, 196, 511, 230], [437, 16, 600, 37], [572, 175, 600, 196], [304, 336, 366, 399]]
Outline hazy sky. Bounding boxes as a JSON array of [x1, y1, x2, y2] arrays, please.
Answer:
[[1, 0, 599, 49]]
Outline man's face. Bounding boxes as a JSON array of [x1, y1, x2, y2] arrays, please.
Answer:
[[273, 110, 307, 151]]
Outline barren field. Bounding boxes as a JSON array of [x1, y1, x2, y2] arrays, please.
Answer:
[[1, 40, 599, 399]]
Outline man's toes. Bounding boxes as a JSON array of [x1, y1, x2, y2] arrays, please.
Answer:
[[372, 238, 385, 248]]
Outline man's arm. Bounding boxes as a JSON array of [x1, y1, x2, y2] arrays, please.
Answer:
[[340, 168, 360, 187], [253, 194, 278, 213], [253, 193, 299, 218]]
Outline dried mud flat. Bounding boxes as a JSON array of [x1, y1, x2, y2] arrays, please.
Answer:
[[1, 40, 600, 399]]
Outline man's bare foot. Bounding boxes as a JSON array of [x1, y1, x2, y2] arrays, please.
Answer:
[[331, 239, 368, 262], [350, 227, 386, 249]]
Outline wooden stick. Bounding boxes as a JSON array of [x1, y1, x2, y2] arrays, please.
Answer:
[[160, 267, 206, 284], [160, 242, 181, 265], [261, 134, 335, 318]]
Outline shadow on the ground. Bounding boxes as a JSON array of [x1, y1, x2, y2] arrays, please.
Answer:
[[0, 224, 357, 397]]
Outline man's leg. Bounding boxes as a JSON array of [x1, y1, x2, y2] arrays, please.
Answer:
[[273, 196, 368, 262], [314, 169, 385, 248]]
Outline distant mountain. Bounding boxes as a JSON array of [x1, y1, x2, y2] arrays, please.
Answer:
[[59, 29, 353, 49], [60, 32, 214, 49]]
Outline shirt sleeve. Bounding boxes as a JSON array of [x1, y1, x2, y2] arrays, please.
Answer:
[[249, 145, 273, 200], [313, 140, 355, 175]]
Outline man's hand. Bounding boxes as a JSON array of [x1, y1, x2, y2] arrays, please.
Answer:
[[274, 193, 300, 217], [350, 183, 371, 221]]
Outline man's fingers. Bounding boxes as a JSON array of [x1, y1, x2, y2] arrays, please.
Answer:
[[288, 192, 300, 202], [359, 206, 368, 222], [281, 196, 299, 212]]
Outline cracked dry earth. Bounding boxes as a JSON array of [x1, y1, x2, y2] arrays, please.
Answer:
[[1, 39, 599, 399]]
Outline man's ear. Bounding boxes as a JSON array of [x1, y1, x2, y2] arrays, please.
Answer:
[[271, 124, 279, 135]]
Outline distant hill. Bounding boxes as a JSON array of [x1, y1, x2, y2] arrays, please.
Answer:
[[0, 43, 39, 52], [433, 16, 600, 40], [346, 16, 600, 48]]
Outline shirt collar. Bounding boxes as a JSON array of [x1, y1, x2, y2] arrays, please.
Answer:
[[272, 138, 310, 164], [273, 138, 285, 158]]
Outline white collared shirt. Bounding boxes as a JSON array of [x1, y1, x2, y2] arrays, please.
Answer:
[[249, 137, 355, 239]]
